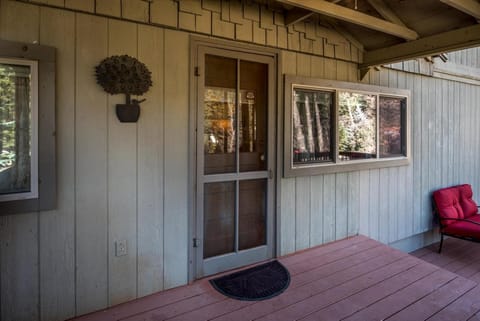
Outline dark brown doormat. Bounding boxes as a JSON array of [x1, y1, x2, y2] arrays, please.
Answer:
[[209, 260, 290, 301]]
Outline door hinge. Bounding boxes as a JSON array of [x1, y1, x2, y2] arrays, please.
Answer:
[[193, 238, 198, 248], [194, 67, 200, 77]]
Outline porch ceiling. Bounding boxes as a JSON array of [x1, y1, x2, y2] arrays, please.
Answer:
[[268, 0, 480, 68]]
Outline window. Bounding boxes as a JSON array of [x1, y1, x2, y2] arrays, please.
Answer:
[[0, 58, 38, 201], [284, 76, 410, 177], [0, 39, 56, 214]]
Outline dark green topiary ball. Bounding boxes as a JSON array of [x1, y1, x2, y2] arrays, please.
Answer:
[[95, 55, 152, 95]]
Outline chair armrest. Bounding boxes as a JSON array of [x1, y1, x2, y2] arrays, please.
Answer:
[[440, 217, 480, 226]]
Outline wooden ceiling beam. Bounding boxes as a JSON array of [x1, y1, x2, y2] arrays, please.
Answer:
[[285, 7, 314, 26], [276, 0, 419, 40], [361, 24, 480, 68], [366, 0, 407, 27], [439, 0, 480, 20]]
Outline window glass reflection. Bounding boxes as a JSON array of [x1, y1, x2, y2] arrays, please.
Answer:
[[380, 96, 406, 158], [204, 55, 237, 175], [292, 89, 333, 165], [0, 63, 32, 195], [338, 91, 377, 161]]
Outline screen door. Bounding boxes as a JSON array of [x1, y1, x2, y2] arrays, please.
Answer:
[[195, 46, 275, 277]]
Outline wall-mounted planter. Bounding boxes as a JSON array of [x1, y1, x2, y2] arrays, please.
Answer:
[[116, 103, 140, 122], [95, 55, 152, 123]]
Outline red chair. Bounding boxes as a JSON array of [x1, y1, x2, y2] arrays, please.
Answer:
[[432, 184, 480, 253]]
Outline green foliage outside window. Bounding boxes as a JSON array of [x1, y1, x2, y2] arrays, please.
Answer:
[[338, 92, 377, 159], [0, 62, 31, 195], [0, 64, 17, 171]]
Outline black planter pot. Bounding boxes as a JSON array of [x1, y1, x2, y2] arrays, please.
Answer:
[[116, 103, 140, 122]]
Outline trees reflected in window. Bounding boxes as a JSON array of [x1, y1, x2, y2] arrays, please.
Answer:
[[285, 76, 410, 177], [338, 92, 377, 161], [292, 89, 333, 164], [0, 59, 37, 200], [379, 96, 406, 158]]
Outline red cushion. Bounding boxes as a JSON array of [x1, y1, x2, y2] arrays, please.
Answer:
[[433, 187, 465, 225], [458, 184, 478, 218], [442, 214, 480, 239]]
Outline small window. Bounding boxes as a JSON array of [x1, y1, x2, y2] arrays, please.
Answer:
[[284, 76, 410, 177], [0, 58, 38, 201]]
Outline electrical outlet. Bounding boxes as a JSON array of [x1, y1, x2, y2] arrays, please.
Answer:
[[115, 240, 127, 257]]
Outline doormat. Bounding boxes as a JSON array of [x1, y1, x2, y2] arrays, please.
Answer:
[[209, 260, 290, 301]]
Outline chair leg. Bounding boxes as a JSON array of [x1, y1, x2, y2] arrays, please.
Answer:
[[438, 234, 444, 254]]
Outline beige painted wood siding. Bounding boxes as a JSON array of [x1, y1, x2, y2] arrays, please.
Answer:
[[0, 1, 480, 321]]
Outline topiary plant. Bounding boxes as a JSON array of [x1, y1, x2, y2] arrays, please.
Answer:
[[95, 55, 152, 122]]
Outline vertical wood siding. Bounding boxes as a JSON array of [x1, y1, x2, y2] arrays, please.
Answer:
[[39, 7, 76, 321], [0, 1, 480, 320], [278, 53, 480, 255], [0, 2, 41, 321], [0, 2, 188, 320], [75, 13, 109, 315]]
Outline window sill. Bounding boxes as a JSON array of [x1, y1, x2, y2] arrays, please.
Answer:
[[284, 157, 410, 178]]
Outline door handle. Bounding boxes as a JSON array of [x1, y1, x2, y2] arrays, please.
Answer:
[[268, 169, 273, 179]]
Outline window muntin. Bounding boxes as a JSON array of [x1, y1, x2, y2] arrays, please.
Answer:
[[284, 76, 410, 177], [0, 58, 38, 201]]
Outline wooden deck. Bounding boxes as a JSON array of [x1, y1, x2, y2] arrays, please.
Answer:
[[70, 235, 480, 321]]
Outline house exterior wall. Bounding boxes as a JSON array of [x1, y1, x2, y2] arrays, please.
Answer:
[[0, 1, 479, 321]]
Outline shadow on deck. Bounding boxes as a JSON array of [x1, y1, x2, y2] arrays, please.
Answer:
[[70, 235, 480, 321]]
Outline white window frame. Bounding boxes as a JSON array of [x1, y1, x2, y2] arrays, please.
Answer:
[[284, 75, 411, 178], [0, 57, 39, 201]]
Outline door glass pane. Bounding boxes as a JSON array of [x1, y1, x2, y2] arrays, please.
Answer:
[[379, 96, 406, 158], [338, 91, 377, 161], [239, 61, 267, 172], [204, 55, 237, 175], [204, 181, 236, 259], [0, 63, 32, 195], [239, 179, 266, 250]]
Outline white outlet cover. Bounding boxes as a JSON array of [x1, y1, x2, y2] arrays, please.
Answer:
[[115, 240, 127, 256]]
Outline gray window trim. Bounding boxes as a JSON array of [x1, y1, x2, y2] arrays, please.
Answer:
[[0, 39, 56, 214], [284, 75, 411, 178], [0, 57, 39, 202]]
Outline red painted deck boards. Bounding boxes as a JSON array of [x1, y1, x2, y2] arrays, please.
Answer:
[[70, 236, 480, 321], [299, 261, 439, 321]]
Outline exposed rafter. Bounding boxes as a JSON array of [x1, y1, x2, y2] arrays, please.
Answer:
[[285, 7, 314, 26], [439, 0, 480, 20], [361, 24, 480, 68], [276, 0, 419, 40], [366, 0, 407, 27]]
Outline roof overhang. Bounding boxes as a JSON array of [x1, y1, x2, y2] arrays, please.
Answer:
[[275, 0, 480, 69]]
